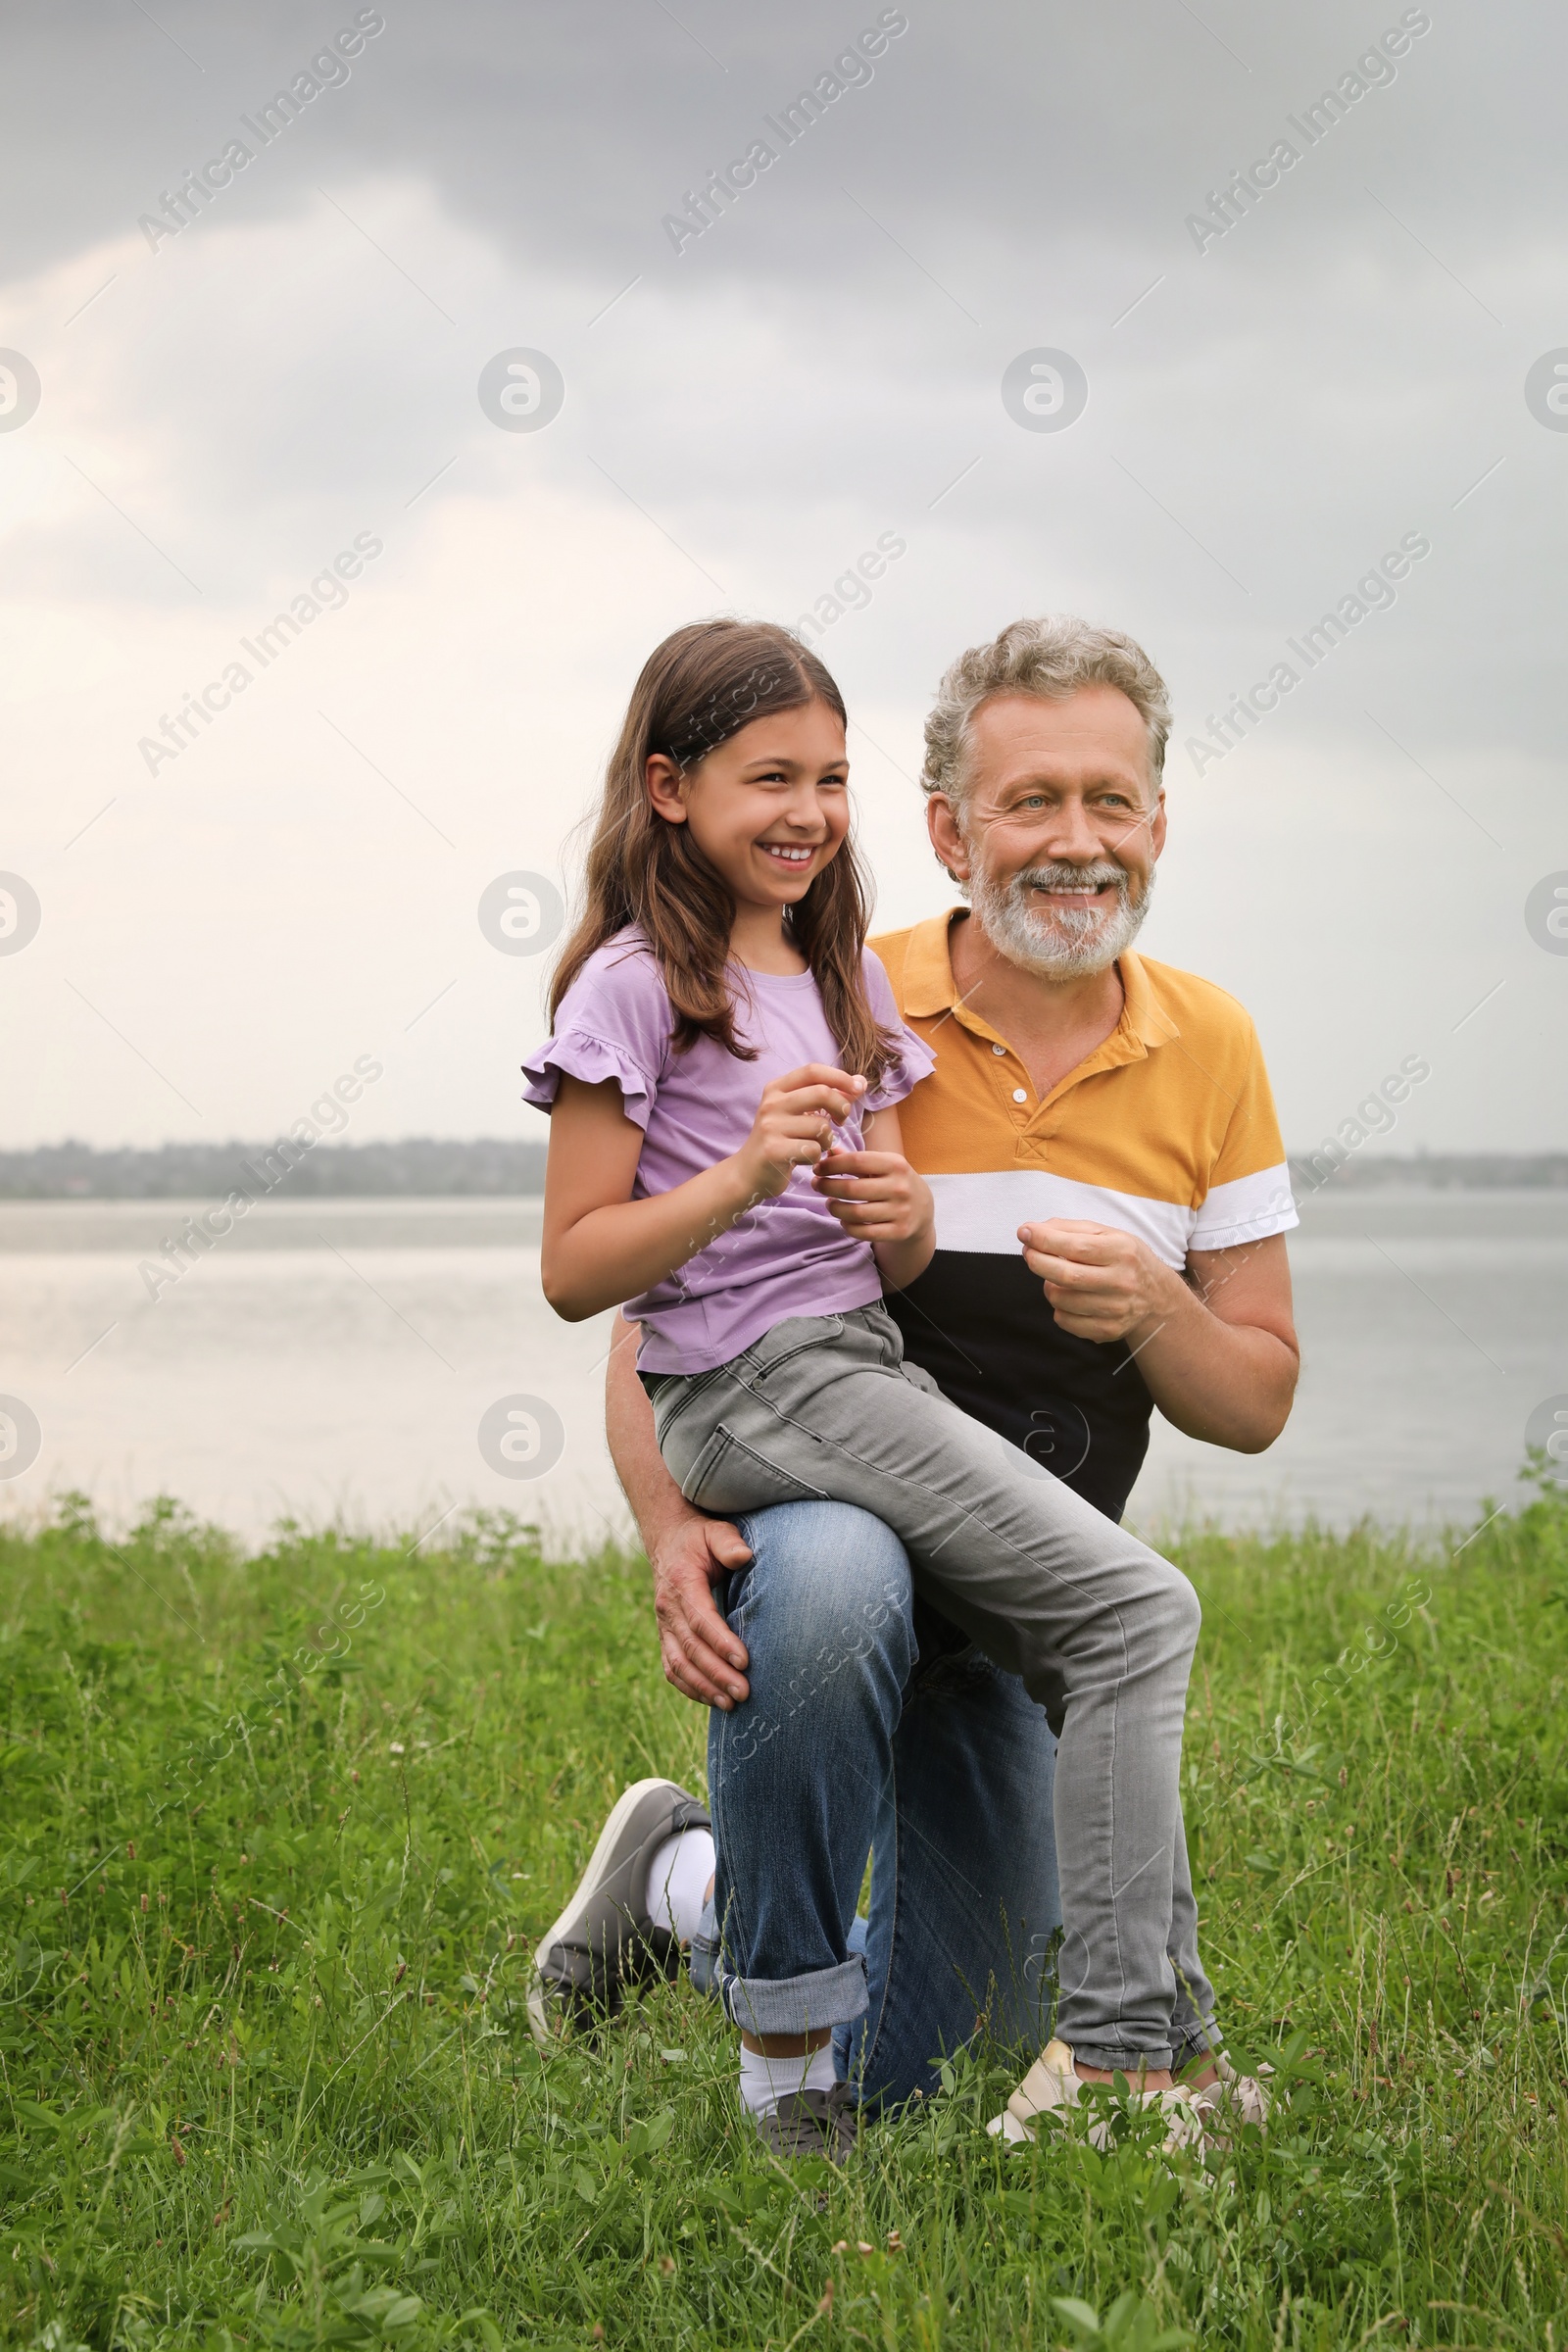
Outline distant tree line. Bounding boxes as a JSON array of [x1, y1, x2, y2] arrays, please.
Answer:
[[0, 1139, 551, 1199], [1288, 1152, 1568, 1193], [0, 1140, 1563, 1200]]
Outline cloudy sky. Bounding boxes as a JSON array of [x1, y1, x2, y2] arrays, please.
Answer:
[[4, 0, 1565, 1157]]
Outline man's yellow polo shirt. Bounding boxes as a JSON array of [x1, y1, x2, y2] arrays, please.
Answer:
[[868, 908, 1298, 1520]]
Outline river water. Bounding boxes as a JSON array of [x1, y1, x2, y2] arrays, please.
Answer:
[[1, 1188, 1563, 1547]]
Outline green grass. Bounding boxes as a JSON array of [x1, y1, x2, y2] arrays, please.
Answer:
[[1, 1479, 1566, 2352]]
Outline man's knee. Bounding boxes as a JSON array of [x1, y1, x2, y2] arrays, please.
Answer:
[[730, 1500, 916, 1691]]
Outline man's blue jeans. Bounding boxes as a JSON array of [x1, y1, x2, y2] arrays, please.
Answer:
[[689, 1498, 1063, 2109]]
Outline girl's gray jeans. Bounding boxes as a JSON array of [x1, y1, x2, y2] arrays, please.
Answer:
[[648, 1302, 1207, 2072]]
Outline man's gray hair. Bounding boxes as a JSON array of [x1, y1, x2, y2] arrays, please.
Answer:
[[921, 615, 1172, 806]]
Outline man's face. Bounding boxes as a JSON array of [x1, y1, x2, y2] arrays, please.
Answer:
[[927, 685, 1167, 979]]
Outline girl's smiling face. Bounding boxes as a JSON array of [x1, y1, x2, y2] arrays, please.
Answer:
[[644, 699, 851, 914]]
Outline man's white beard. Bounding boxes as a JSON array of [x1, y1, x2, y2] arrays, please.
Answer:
[[966, 855, 1152, 979]]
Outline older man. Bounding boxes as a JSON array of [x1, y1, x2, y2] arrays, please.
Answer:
[[531, 615, 1298, 2156]]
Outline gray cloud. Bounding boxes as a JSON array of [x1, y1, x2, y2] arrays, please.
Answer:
[[2, 0, 1565, 1149]]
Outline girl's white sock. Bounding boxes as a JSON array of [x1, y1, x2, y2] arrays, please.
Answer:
[[645, 1828, 714, 1946], [738, 2039, 838, 2118]]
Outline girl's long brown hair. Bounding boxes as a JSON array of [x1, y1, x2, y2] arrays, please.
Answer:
[[551, 619, 898, 1081]]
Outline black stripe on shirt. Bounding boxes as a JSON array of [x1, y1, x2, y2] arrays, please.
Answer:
[[884, 1248, 1155, 1525]]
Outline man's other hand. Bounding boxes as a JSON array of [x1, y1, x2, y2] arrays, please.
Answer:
[[1017, 1216, 1178, 1344], [652, 1516, 754, 1709]]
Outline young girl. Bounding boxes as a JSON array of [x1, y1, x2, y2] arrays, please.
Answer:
[[527, 619, 1250, 2152]]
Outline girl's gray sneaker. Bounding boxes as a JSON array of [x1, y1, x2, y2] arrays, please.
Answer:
[[527, 1777, 710, 2043]]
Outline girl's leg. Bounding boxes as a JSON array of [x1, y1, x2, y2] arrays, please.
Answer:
[[1166, 1803, 1222, 2074], [656, 1308, 1200, 2074]]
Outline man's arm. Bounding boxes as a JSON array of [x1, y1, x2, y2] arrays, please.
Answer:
[[606, 1316, 754, 1707], [1016, 1220, 1298, 1451]]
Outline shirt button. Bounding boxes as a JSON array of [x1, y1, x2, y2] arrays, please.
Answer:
[[1011, 1088, 1028, 1103], [992, 1044, 1006, 1056]]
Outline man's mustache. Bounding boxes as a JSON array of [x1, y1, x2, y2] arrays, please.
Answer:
[[1011, 860, 1133, 901]]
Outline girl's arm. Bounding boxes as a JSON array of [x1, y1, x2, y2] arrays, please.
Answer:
[[541, 1061, 867, 1321], [812, 1104, 935, 1296]]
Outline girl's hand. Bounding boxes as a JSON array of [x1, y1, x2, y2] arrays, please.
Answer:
[[812, 1149, 934, 1246], [732, 1063, 866, 1203]]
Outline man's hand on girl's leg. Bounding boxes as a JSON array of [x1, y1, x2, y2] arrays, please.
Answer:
[[651, 1516, 754, 1708]]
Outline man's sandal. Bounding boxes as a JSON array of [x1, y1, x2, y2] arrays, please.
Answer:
[[985, 2037, 1206, 2155]]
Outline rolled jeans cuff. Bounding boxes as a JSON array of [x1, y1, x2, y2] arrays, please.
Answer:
[[1071, 2037, 1175, 2074], [1171, 2019, 1222, 2072], [716, 1955, 869, 2037]]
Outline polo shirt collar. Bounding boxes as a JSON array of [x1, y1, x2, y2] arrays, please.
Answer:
[[1119, 948, 1181, 1050], [901, 906, 1181, 1052], [901, 910, 960, 1016]]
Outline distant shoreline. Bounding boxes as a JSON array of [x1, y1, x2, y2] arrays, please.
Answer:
[[1, 1139, 1565, 1200], [1288, 1152, 1568, 1194]]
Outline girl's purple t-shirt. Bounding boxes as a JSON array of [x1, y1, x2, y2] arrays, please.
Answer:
[[523, 928, 937, 1373]]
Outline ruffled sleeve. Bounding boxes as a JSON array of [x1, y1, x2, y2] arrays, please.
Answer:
[[859, 949, 937, 1113], [521, 934, 669, 1132], [521, 1029, 658, 1130]]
